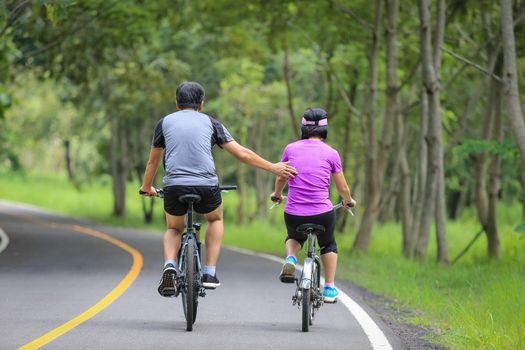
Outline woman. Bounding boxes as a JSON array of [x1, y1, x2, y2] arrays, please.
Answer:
[[271, 107, 356, 303]]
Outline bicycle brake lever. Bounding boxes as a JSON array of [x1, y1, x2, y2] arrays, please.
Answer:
[[269, 195, 286, 210], [269, 202, 280, 210]]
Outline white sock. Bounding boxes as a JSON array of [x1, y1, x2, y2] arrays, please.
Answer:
[[203, 265, 216, 276], [164, 259, 177, 267]]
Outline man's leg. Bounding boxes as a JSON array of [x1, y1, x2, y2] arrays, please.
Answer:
[[203, 205, 224, 266], [201, 206, 223, 288], [158, 212, 185, 297], [163, 212, 186, 261]]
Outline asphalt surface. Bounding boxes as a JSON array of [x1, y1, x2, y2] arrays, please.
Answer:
[[0, 202, 405, 349]]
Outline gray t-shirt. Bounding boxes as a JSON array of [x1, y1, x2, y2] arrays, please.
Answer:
[[151, 109, 234, 186]]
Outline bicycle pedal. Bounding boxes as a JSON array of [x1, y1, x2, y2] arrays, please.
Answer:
[[279, 274, 296, 284]]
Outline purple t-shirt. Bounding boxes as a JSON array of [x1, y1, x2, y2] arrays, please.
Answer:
[[281, 139, 343, 216]]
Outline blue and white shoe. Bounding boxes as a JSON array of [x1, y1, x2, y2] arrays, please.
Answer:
[[323, 286, 339, 303], [279, 256, 296, 283]]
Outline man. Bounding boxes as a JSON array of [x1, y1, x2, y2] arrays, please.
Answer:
[[140, 81, 297, 296]]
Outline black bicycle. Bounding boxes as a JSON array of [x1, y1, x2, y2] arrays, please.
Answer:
[[141, 185, 237, 331]]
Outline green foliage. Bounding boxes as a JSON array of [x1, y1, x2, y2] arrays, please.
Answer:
[[514, 222, 525, 235], [454, 138, 519, 160]]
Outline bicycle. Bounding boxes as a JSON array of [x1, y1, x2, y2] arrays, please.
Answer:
[[140, 185, 237, 331], [270, 197, 352, 332]]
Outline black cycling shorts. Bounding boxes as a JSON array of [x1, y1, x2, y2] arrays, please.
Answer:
[[163, 185, 222, 216], [284, 210, 338, 255]]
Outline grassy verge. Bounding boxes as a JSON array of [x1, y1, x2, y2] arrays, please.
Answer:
[[1, 172, 524, 349]]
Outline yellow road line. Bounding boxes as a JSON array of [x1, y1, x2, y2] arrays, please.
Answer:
[[14, 218, 143, 350]]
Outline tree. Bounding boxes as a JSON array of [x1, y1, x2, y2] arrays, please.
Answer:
[[352, 0, 385, 253], [500, 0, 525, 168], [414, 0, 449, 263]]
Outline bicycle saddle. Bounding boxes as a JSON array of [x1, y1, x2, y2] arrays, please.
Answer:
[[178, 194, 202, 203], [296, 224, 325, 235]]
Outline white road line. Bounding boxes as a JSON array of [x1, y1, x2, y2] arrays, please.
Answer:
[[226, 246, 393, 350], [0, 227, 10, 254]]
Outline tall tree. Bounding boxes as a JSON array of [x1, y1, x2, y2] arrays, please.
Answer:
[[500, 0, 525, 168], [352, 0, 386, 253], [414, 0, 449, 263]]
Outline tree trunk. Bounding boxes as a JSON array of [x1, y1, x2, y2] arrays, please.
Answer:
[[521, 173, 525, 219], [336, 72, 358, 232], [63, 139, 75, 183], [415, 0, 444, 260], [487, 79, 502, 259], [473, 77, 497, 230], [433, 0, 449, 264], [110, 116, 128, 217], [352, 0, 382, 253], [407, 88, 428, 257], [500, 0, 525, 168], [283, 39, 300, 140], [384, 0, 411, 245]]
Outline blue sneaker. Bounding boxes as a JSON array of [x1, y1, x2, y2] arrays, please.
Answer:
[[323, 286, 339, 303], [279, 256, 296, 283]]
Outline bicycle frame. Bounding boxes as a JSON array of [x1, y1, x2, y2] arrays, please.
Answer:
[[300, 232, 321, 290], [293, 231, 322, 295]]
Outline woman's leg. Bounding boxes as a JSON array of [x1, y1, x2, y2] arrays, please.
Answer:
[[321, 252, 337, 284], [285, 238, 302, 258]]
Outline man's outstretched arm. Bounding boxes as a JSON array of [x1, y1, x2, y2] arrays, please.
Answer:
[[222, 141, 297, 178]]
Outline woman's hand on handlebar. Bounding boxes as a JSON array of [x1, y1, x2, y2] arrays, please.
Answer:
[[139, 185, 157, 197], [344, 198, 357, 209], [270, 192, 283, 204]]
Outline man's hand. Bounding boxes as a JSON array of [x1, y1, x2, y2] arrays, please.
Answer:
[[271, 161, 297, 179], [139, 185, 157, 197]]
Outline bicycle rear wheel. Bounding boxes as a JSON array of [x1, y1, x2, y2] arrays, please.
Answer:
[[182, 238, 198, 331], [310, 260, 320, 325], [302, 286, 312, 332]]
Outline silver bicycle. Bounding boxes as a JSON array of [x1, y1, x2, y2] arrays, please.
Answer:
[[270, 198, 352, 332]]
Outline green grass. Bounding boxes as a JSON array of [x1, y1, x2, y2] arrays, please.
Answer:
[[1, 172, 524, 349]]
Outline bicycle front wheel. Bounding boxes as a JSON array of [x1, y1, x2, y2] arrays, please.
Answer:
[[182, 238, 198, 331]]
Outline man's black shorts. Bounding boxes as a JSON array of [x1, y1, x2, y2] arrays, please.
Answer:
[[164, 186, 222, 216]]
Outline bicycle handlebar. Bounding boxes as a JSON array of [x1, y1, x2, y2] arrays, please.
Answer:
[[139, 185, 237, 199], [139, 188, 165, 198], [270, 197, 355, 215]]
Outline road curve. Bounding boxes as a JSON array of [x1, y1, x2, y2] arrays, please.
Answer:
[[0, 201, 405, 349]]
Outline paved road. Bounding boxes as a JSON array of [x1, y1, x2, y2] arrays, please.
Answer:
[[0, 202, 404, 349]]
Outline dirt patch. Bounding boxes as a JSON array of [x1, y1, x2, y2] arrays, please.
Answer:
[[338, 279, 450, 350]]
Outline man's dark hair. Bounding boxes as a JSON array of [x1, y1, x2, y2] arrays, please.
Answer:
[[176, 82, 205, 110], [300, 108, 328, 140]]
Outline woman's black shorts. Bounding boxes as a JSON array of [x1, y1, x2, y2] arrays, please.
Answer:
[[163, 185, 222, 216], [284, 210, 338, 255]]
